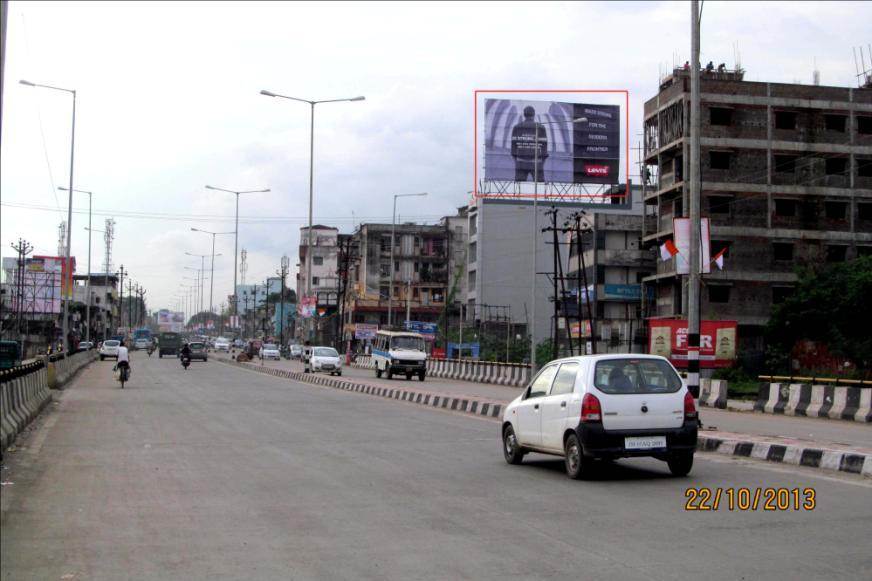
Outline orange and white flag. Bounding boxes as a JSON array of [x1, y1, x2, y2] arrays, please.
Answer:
[[659, 239, 679, 261], [712, 247, 728, 270]]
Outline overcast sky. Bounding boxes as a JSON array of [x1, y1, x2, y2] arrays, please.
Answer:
[[2, 0, 870, 311]]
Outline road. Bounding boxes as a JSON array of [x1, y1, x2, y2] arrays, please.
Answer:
[[2, 353, 870, 580], [239, 355, 872, 449]]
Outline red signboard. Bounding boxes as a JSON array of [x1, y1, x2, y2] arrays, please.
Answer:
[[431, 347, 446, 359], [647, 319, 738, 369]]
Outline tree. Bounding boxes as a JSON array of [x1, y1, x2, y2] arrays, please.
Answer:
[[766, 256, 872, 372]]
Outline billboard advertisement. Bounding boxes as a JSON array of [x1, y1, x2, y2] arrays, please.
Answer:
[[2, 256, 64, 314], [673, 218, 712, 275], [298, 296, 317, 318], [484, 99, 620, 185], [647, 319, 738, 369], [157, 309, 185, 333], [354, 323, 378, 340], [404, 321, 437, 341]]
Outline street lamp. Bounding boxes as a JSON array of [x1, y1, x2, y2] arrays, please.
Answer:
[[60, 187, 93, 342], [260, 88, 364, 340], [191, 227, 232, 315], [21, 79, 76, 352], [388, 192, 428, 328], [528, 116, 587, 372], [204, 185, 270, 316], [185, 252, 210, 313]]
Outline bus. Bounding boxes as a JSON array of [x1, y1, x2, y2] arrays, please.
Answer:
[[133, 328, 153, 350]]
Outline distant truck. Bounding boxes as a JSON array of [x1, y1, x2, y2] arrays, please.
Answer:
[[158, 332, 182, 358]]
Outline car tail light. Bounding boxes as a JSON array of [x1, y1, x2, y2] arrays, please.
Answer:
[[684, 391, 697, 420], [581, 393, 602, 423]]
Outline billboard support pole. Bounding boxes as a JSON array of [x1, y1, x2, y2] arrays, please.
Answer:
[[530, 124, 539, 372], [688, 0, 702, 397]]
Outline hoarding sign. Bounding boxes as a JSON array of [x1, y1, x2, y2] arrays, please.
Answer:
[[647, 319, 737, 369], [603, 284, 642, 300], [484, 99, 620, 185], [2, 256, 64, 314], [354, 323, 378, 340], [673, 218, 711, 275], [298, 296, 317, 318], [403, 321, 437, 337], [569, 320, 592, 338]]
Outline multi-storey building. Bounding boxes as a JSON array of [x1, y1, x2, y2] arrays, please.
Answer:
[[642, 68, 872, 363], [72, 273, 119, 341]]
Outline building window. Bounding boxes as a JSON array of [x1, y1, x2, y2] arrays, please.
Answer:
[[774, 154, 798, 174], [313, 256, 323, 266], [312, 277, 320, 286], [858, 116, 872, 134], [379, 285, 389, 299], [710, 107, 733, 126], [858, 159, 872, 178], [414, 261, 419, 273], [394, 261, 399, 272], [772, 286, 793, 304], [469, 241, 477, 260], [773, 242, 794, 261], [707, 195, 732, 214], [824, 201, 848, 220], [826, 245, 847, 263], [774, 199, 798, 217], [381, 237, 391, 252], [379, 262, 390, 278], [468, 270, 477, 288], [775, 111, 797, 130], [413, 288, 419, 299], [824, 114, 847, 132], [825, 157, 848, 176], [858, 203, 872, 221], [709, 151, 731, 170], [708, 285, 731, 304]]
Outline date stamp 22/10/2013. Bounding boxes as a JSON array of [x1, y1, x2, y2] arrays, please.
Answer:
[[684, 488, 816, 511]]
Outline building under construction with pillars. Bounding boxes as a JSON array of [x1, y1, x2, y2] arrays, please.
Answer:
[[642, 67, 872, 368]]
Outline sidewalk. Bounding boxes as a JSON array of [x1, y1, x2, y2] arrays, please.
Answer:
[[217, 354, 872, 476]]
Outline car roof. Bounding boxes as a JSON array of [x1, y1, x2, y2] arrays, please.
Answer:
[[543, 354, 669, 365]]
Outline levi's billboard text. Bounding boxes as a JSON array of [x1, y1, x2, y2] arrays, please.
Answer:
[[484, 99, 620, 185]]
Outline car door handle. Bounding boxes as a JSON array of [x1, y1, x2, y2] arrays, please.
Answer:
[[560, 402, 567, 408], [533, 404, 539, 410]]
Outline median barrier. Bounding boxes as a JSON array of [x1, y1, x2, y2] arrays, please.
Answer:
[[698, 378, 728, 409], [1, 359, 59, 454], [755, 382, 871, 423]]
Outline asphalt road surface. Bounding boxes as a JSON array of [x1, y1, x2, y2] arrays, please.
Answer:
[[2, 354, 870, 580]]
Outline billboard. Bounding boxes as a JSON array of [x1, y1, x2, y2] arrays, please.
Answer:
[[157, 309, 185, 333], [354, 323, 378, 340], [2, 256, 64, 314], [484, 99, 620, 185], [298, 296, 317, 319], [403, 321, 437, 341], [648, 319, 738, 369], [673, 218, 712, 275]]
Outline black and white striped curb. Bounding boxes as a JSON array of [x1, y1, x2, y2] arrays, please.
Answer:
[[698, 432, 872, 477], [756, 383, 872, 423], [218, 358, 503, 421], [218, 358, 871, 478]]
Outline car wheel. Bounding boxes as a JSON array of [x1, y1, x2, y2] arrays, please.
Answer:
[[337, 370, 342, 376], [375, 366, 383, 378], [564, 433, 588, 480], [100, 355, 105, 360], [406, 373, 412, 381], [503, 425, 525, 465], [666, 452, 694, 477], [418, 372, 425, 381], [386, 367, 393, 380]]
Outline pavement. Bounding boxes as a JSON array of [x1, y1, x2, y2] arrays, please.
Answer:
[[234, 354, 872, 450], [2, 352, 871, 580]]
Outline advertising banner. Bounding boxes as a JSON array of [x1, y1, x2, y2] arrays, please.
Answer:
[[484, 99, 620, 185], [2, 256, 64, 314], [403, 321, 438, 338], [298, 296, 317, 318], [673, 218, 711, 275], [647, 319, 738, 369], [354, 323, 378, 340], [569, 320, 592, 338]]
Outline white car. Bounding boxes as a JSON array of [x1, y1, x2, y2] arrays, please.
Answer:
[[215, 338, 231, 352], [259, 343, 280, 360], [289, 344, 303, 359], [501, 354, 697, 479], [134, 338, 151, 350], [305, 346, 342, 376], [99, 340, 121, 360]]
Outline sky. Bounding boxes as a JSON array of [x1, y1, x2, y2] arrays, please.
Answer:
[[2, 0, 871, 312]]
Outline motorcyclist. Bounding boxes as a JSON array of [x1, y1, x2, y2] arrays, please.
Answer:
[[180, 342, 192, 364], [115, 340, 131, 379]]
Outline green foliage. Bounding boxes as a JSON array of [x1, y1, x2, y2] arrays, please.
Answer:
[[766, 256, 872, 370]]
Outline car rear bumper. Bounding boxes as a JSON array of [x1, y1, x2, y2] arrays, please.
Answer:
[[576, 420, 698, 459]]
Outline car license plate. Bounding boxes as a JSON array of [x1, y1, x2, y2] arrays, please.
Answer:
[[322, 364, 334, 370], [624, 436, 667, 450]]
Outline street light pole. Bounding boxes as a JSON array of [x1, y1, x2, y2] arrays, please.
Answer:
[[259, 89, 364, 340], [191, 228, 232, 316], [21, 79, 76, 351], [204, 185, 269, 316], [61, 187, 92, 342], [388, 192, 428, 328]]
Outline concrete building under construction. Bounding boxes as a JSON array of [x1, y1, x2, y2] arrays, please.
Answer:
[[642, 67, 872, 366]]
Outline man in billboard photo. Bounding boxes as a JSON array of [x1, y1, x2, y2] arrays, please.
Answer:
[[510, 106, 548, 182]]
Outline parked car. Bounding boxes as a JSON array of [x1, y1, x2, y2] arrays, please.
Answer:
[[99, 340, 121, 360], [259, 343, 280, 360], [304, 346, 342, 375], [501, 354, 698, 479], [289, 344, 303, 359], [187, 341, 208, 361], [134, 338, 152, 350], [78, 341, 94, 352], [215, 337, 231, 352], [232, 338, 245, 349]]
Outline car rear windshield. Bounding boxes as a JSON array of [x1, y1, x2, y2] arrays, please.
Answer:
[[263, 344, 277, 350], [104, 341, 120, 347], [314, 348, 338, 357], [189, 343, 204, 349], [593, 358, 682, 395]]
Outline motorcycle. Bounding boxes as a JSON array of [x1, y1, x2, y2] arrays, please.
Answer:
[[181, 356, 191, 370], [147, 345, 155, 357]]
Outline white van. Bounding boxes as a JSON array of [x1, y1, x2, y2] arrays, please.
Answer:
[[372, 330, 427, 381]]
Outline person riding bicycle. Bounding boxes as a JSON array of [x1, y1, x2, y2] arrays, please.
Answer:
[[115, 340, 131, 378]]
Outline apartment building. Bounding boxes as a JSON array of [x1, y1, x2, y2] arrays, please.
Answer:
[[642, 67, 872, 362]]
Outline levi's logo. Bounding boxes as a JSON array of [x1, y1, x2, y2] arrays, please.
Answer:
[[585, 165, 609, 176]]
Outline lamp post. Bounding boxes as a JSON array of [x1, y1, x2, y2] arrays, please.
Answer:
[[191, 227, 232, 316], [60, 187, 93, 341], [185, 252, 209, 313], [204, 185, 270, 316], [260, 89, 364, 340], [388, 192, 428, 328], [528, 116, 587, 372], [21, 79, 76, 352]]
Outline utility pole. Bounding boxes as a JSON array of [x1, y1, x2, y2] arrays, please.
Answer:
[[279, 256, 289, 348], [117, 265, 125, 335], [572, 213, 597, 355], [688, 0, 702, 397], [127, 280, 134, 331], [9, 239, 33, 348]]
